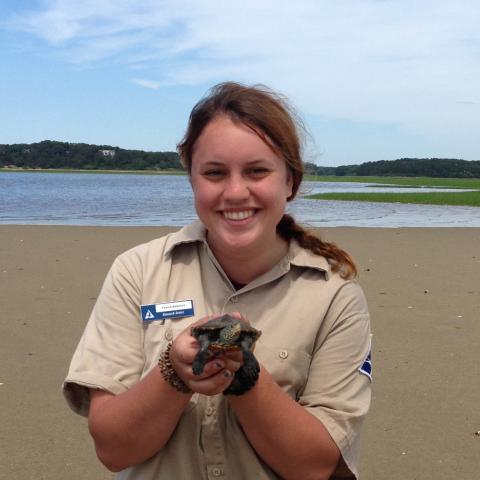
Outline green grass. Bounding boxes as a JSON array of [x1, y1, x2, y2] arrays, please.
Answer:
[[307, 190, 480, 206], [304, 175, 480, 189], [304, 175, 480, 205]]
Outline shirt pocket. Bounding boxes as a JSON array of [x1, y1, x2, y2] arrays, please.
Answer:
[[255, 340, 312, 400], [142, 321, 176, 367], [142, 316, 198, 367]]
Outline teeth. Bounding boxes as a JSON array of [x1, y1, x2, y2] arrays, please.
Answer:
[[223, 210, 254, 220]]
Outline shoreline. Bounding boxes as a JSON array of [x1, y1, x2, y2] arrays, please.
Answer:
[[0, 167, 186, 175], [4, 168, 480, 207], [1, 225, 479, 479]]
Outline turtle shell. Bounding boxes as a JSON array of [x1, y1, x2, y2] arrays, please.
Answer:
[[191, 314, 261, 349], [191, 314, 262, 394]]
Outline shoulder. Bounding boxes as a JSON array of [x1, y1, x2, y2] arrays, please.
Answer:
[[289, 240, 366, 300], [330, 277, 369, 316], [114, 221, 206, 270]]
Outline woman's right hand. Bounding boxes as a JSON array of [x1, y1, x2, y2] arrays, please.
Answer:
[[168, 315, 243, 396]]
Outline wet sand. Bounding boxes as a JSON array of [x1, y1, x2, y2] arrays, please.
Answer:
[[1, 225, 479, 479]]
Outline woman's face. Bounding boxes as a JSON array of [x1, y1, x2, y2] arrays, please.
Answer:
[[190, 115, 293, 258]]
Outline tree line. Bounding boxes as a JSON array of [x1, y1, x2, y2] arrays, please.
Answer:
[[307, 158, 480, 178], [1, 141, 479, 178], [0, 140, 182, 171]]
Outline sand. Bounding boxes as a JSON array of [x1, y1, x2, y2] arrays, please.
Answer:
[[1, 225, 479, 480]]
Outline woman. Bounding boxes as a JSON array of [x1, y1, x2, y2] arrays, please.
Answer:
[[63, 82, 372, 480]]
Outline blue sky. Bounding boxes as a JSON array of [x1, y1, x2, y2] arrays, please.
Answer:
[[1, 1, 479, 166]]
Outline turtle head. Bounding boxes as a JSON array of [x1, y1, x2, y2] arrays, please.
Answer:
[[219, 322, 242, 345]]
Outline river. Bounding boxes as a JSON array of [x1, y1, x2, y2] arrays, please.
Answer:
[[1, 172, 479, 227]]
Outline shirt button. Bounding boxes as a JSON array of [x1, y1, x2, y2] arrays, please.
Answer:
[[212, 467, 223, 477], [230, 296, 239, 303], [279, 350, 288, 359], [165, 331, 173, 341], [205, 406, 215, 416]]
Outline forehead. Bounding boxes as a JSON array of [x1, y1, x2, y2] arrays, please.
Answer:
[[192, 115, 280, 164]]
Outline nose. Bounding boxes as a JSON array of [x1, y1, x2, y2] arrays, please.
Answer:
[[223, 175, 250, 203]]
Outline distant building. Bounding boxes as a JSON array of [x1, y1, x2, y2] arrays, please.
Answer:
[[99, 149, 116, 157]]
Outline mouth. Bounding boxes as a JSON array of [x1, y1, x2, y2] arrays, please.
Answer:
[[222, 209, 256, 221]]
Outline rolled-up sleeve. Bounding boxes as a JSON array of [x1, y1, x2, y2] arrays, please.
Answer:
[[63, 253, 145, 417], [299, 281, 372, 479]]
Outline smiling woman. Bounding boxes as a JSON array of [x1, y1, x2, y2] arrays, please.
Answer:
[[188, 115, 293, 283], [63, 82, 372, 480]]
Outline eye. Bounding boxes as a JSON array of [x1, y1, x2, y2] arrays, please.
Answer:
[[202, 169, 225, 179], [247, 166, 271, 177]]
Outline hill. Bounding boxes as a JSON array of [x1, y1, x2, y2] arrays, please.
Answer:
[[305, 158, 480, 178], [333, 158, 480, 178], [0, 140, 182, 171], [2, 142, 479, 178]]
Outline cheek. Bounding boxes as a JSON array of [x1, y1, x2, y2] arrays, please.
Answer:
[[191, 179, 215, 209]]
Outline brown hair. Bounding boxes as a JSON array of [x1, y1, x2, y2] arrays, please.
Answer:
[[177, 82, 357, 279]]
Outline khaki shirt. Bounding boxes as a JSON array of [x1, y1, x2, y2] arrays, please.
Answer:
[[63, 221, 372, 479]]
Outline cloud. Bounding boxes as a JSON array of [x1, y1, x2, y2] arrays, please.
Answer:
[[131, 78, 161, 90], [7, 0, 480, 156]]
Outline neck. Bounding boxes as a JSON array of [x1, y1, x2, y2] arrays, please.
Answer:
[[208, 234, 289, 285]]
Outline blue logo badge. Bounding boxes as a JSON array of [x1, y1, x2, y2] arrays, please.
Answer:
[[359, 349, 372, 381]]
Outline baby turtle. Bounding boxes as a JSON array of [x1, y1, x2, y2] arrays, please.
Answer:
[[191, 314, 262, 395]]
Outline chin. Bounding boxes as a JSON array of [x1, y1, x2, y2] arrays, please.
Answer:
[[211, 229, 260, 252]]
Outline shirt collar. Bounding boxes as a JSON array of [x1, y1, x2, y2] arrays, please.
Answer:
[[165, 221, 331, 279], [164, 220, 207, 255], [287, 239, 331, 280]]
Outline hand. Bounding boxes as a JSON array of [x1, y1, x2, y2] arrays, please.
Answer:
[[169, 315, 243, 396]]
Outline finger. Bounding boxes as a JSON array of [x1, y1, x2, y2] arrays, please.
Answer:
[[170, 336, 198, 366], [230, 311, 249, 323], [192, 352, 241, 376], [195, 358, 225, 378], [222, 358, 242, 373], [189, 369, 234, 396], [189, 313, 221, 329], [222, 350, 243, 363], [230, 311, 251, 325]]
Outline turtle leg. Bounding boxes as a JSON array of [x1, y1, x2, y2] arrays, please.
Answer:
[[239, 342, 260, 379], [192, 333, 211, 375], [224, 340, 260, 395]]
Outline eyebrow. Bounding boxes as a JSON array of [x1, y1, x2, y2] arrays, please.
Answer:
[[200, 159, 272, 167]]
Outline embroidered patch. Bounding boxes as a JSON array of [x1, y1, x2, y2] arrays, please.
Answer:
[[359, 349, 372, 381]]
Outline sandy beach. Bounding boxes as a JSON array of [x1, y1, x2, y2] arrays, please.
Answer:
[[1, 225, 479, 480]]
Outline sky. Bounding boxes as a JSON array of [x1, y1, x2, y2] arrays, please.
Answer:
[[1, 1, 479, 167]]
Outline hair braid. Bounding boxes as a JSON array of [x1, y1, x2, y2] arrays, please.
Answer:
[[277, 214, 357, 279]]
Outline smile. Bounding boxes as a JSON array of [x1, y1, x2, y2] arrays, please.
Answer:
[[222, 210, 256, 221]]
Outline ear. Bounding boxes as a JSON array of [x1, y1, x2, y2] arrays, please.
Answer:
[[285, 171, 294, 199]]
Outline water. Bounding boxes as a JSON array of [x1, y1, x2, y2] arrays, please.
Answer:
[[1, 172, 479, 227]]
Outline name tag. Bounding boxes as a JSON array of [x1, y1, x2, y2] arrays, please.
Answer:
[[140, 300, 194, 322]]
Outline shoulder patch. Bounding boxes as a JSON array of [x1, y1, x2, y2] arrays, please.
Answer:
[[359, 349, 372, 381]]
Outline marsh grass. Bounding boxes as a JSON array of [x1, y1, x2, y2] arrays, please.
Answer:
[[304, 175, 480, 206], [307, 190, 480, 206], [304, 175, 480, 189]]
